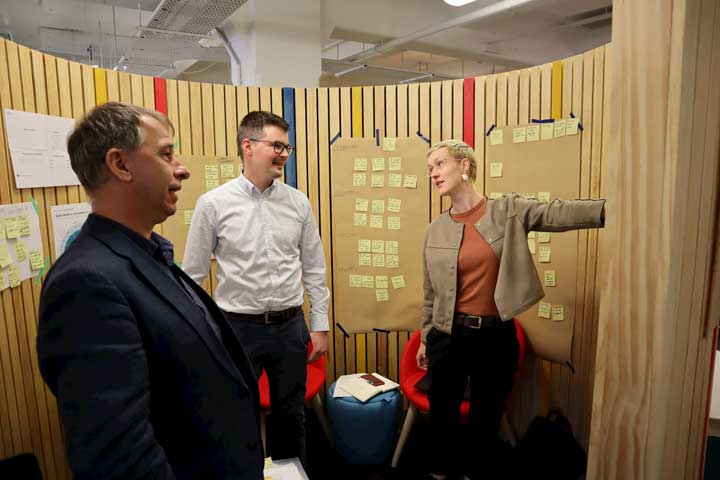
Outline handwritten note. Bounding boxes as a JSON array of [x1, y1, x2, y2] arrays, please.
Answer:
[[354, 157, 368, 171], [358, 239, 371, 252], [544, 270, 556, 287], [489, 163, 503, 178], [489, 129, 503, 145], [372, 157, 385, 171], [353, 213, 367, 226], [388, 157, 402, 170], [526, 125, 540, 142], [353, 173, 367, 187], [388, 173, 402, 187], [385, 240, 398, 255], [391, 275, 406, 289], [539, 246, 551, 263], [371, 174, 385, 188], [538, 301, 551, 319], [370, 215, 383, 229], [551, 305, 565, 321], [355, 198, 369, 212], [387, 216, 400, 230], [371, 200, 385, 214], [387, 198, 401, 213], [371, 240, 384, 253], [382, 137, 396, 152], [513, 127, 527, 143], [403, 175, 417, 189], [375, 275, 389, 289]]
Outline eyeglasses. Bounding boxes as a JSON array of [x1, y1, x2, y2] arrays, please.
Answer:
[[249, 138, 295, 155]]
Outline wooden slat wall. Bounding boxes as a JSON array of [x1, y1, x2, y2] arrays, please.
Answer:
[[0, 39, 620, 476]]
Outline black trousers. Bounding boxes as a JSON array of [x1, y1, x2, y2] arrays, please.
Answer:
[[426, 320, 519, 478], [225, 310, 310, 464]]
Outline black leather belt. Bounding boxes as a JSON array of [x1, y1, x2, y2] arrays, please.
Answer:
[[226, 306, 302, 325], [453, 312, 503, 329]]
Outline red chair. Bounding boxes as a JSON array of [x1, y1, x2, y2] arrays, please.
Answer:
[[390, 320, 526, 467], [258, 341, 331, 450]]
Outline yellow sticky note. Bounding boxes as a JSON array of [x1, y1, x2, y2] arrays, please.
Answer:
[[387, 198, 401, 213], [184, 210, 194, 225], [537, 191, 550, 203], [385, 240, 398, 255], [372, 157, 385, 171], [387, 216, 400, 230], [388, 157, 402, 171], [539, 246, 551, 263], [264, 457, 274, 470], [358, 253, 372, 266], [526, 125, 540, 142], [205, 178, 219, 190], [540, 123, 554, 140], [488, 192, 503, 200], [538, 301, 551, 319], [371, 240, 384, 253], [372, 253, 385, 268], [353, 213, 367, 226], [353, 173, 367, 187], [371, 200, 385, 214], [382, 137, 396, 152], [29, 250, 44, 271], [18, 216, 30, 237], [0, 223, 5, 240], [362, 275, 374, 288], [522, 192, 536, 199], [489, 163, 503, 178], [527, 231, 536, 239], [0, 244, 11, 268], [538, 232, 551, 243], [553, 119, 566, 138], [566, 118, 579, 136], [0, 273, 6, 291], [489, 129, 503, 145], [391, 275, 406, 289], [358, 239, 371, 252], [551, 305, 565, 321], [220, 163, 235, 179], [403, 175, 417, 189], [527, 238, 536, 255], [371, 174, 385, 188], [5, 218, 20, 239], [14, 240, 27, 262], [544, 270, 556, 287], [205, 164, 219, 180], [370, 215, 383, 229], [376, 289, 389, 302], [355, 198, 369, 212], [386, 254, 399, 268], [388, 173, 402, 187], [375, 275, 389, 289], [349, 274, 362, 288], [513, 127, 527, 143], [354, 158, 368, 171], [8, 265, 20, 288]]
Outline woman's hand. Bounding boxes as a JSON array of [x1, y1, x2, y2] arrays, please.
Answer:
[[416, 342, 429, 370]]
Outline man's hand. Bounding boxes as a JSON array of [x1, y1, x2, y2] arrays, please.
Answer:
[[416, 342, 428, 370], [307, 331, 328, 364]]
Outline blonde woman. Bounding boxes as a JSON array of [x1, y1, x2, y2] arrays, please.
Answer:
[[417, 140, 605, 480]]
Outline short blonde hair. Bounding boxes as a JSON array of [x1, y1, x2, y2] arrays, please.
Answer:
[[426, 140, 477, 182]]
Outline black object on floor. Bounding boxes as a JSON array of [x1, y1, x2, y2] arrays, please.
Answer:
[[0, 453, 43, 480]]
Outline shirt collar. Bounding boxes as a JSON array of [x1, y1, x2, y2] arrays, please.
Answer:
[[238, 172, 277, 197], [90, 213, 176, 266]]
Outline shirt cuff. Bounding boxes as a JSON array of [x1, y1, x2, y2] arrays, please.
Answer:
[[309, 313, 329, 332]]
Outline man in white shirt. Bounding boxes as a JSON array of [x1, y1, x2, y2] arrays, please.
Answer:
[[183, 111, 329, 465]]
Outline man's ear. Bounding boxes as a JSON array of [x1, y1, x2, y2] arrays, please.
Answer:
[[105, 147, 133, 183], [240, 138, 253, 160]]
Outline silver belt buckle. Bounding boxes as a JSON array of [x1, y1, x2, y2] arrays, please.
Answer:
[[466, 315, 482, 329], [264, 312, 271, 324]]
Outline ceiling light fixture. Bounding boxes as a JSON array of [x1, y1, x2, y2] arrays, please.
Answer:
[[334, 64, 367, 78], [443, 0, 479, 6]]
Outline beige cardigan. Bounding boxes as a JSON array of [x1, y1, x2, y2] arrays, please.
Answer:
[[421, 194, 605, 364]]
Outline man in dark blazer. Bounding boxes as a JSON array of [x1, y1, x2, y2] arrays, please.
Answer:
[[37, 102, 264, 479]]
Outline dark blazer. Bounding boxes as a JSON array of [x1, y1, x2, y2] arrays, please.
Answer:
[[37, 214, 263, 480]]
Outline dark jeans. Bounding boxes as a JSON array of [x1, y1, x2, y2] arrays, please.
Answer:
[[426, 320, 519, 478], [225, 309, 310, 464]]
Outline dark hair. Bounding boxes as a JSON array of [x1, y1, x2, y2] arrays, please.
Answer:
[[236, 111, 289, 160], [67, 101, 174, 191]]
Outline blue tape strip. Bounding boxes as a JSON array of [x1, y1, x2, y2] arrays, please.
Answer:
[[375, 128, 380, 146], [372, 327, 390, 333], [336, 322, 350, 338], [485, 124, 496, 136], [416, 130, 430, 144], [329, 131, 341, 146], [531, 118, 555, 124], [570, 112, 584, 132], [282, 88, 297, 188]]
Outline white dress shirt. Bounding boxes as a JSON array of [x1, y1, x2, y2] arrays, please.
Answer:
[[183, 174, 330, 331]]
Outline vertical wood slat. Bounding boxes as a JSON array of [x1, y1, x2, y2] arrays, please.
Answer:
[[328, 87, 344, 382]]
